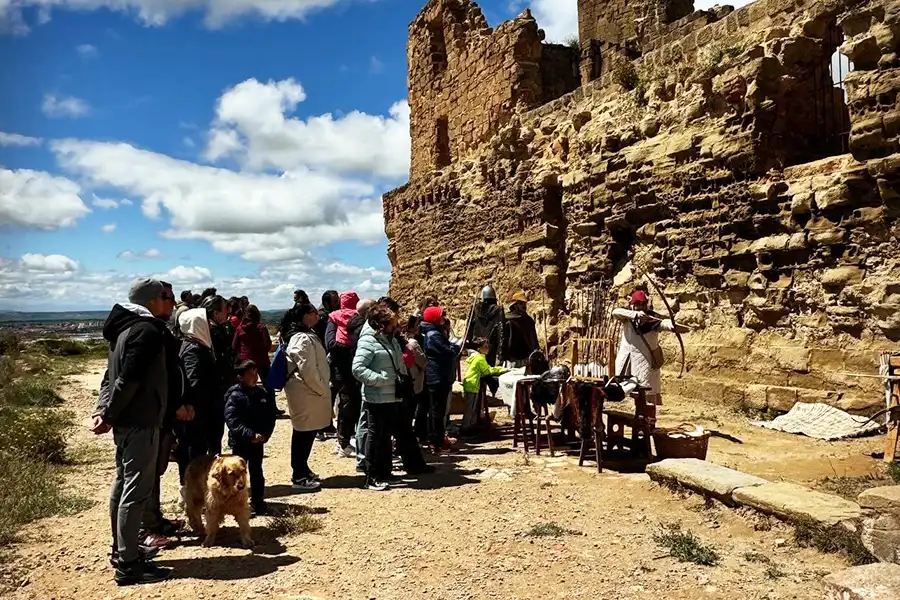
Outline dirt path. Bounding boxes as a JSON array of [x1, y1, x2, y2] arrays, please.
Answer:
[[2, 362, 872, 599]]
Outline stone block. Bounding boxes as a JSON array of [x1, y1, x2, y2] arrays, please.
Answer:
[[859, 486, 900, 513], [822, 266, 864, 289], [745, 384, 768, 410], [732, 482, 862, 526], [647, 459, 769, 504], [822, 563, 900, 600], [861, 514, 900, 564], [766, 386, 798, 411]]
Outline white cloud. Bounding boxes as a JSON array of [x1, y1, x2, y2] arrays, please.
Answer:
[[162, 265, 212, 284], [183, 136, 195, 148], [101, 223, 116, 232], [120, 198, 133, 206], [21, 253, 79, 272], [42, 93, 90, 118], [92, 194, 120, 209], [530, 0, 577, 43], [0, 0, 346, 33], [205, 78, 410, 179], [0, 131, 43, 147], [369, 56, 384, 74], [118, 248, 162, 260], [0, 168, 90, 229], [53, 138, 376, 236], [76, 43, 98, 58]]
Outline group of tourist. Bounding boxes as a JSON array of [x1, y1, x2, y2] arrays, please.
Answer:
[[90, 277, 544, 586]]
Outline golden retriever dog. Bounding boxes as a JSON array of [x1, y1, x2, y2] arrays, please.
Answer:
[[183, 454, 254, 548]]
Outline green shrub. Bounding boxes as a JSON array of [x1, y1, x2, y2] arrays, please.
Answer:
[[267, 514, 323, 537], [614, 62, 640, 91], [888, 461, 900, 484], [0, 331, 20, 357], [0, 407, 73, 463], [0, 451, 93, 545], [563, 35, 580, 51], [654, 522, 719, 566], [527, 522, 580, 537], [30, 339, 105, 358], [0, 379, 64, 408], [794, 517, 875, 566]]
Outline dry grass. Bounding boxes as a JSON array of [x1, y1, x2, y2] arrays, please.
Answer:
[[267, 513, 323, 537], [526, 522, 580, 538], [793, 518, 875, 566], [654, 522, 719, 566]]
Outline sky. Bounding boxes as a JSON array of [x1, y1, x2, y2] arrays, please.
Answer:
[[0, 0, 749, 312]]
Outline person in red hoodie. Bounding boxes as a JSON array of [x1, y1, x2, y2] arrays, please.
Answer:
[[233, 305, 272, 382]]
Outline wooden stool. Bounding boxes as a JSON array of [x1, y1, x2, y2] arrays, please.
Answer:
[[570, 382, 605, 472], [513, 380, 536, 453], [604, 387, 655, 458]]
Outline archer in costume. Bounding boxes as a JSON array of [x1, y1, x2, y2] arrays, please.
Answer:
[[611, 287, 690, 406]]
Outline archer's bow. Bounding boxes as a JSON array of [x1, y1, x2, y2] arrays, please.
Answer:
[[645, 274, 686, 378]]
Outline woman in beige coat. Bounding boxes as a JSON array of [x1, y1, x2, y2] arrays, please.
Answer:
[[284, 302, 331, 492]]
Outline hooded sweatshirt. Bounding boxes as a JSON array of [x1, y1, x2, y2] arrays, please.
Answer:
[[328, 291, 360, 346], [96, 303, 168, 428]]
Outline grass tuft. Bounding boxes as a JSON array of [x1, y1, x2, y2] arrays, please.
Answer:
[[526, 522, 580, 538], [888, 461, 900, 484], [267, 513, 323, 537], [653, 523, 719, 566], [793, 517, 875, 566], [819, 473, 893, 501]]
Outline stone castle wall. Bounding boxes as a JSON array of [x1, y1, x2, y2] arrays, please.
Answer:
[[385, 0, 900, 413]]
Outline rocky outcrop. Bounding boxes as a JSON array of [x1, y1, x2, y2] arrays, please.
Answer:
[[385, 0, 900, 412]]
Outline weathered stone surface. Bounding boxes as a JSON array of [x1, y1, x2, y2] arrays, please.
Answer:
[[732, 482, 863, 526], [823, 563, 900, 600], [859, 487, 900, 513], [385, 0, 900, 414], [647, 458, 769, 503], [860, 514, 900, 564]]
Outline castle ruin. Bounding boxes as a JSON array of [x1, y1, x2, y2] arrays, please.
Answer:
[[384, 0, 900, 412]]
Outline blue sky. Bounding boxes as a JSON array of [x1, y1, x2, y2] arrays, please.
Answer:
[[0, 0, 743, 311]]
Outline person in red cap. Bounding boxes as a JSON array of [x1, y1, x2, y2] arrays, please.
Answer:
[[420, 306, 459, 453], [611, 286, 689, 407]]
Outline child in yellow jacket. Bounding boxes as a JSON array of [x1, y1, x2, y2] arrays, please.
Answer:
[[461, 337, 507, 431]]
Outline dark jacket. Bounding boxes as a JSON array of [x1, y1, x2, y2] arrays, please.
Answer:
[[180, 339, 219, 421], [279, 305, 299, 345], [224, 383, 277, 447], [210, 322, 236, 392], [314, 306, 331, 341], [466, 302, 505, 366], [97, 304, 168, 428], [421, 321, 459, 388], [232, 321, 272, 368], [327, 313, 366, 387], [162, 327, 187, 429], [503, 312, 541, 362]]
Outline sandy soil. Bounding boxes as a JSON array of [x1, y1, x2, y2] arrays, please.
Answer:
[[1, 361, 882, 600]]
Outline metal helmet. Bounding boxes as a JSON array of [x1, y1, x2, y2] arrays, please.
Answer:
[[480, 285, 497, 301]]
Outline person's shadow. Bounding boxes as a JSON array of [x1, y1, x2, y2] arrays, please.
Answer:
[[157, 553, 299, 580]]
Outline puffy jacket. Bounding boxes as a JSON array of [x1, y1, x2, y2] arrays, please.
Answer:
[[96, 303, 168, 428], [463, 351, 506, 394], [421, 322, 459, 388], [210, 321, 236, 394], [224, 383, 277, 446], [326, 313, 366, 387], [328, 291, 360, 346], [352, 323, 407, 404], [232, 321, 272, 368]]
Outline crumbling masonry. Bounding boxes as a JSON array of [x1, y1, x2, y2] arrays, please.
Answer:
[[384, 0, 900, 412]]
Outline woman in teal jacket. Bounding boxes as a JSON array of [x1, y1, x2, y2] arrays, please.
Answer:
[[352, 306, 430, 491]]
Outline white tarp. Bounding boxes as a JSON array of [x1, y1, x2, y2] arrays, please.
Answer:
[[751, 402, 883, 441]]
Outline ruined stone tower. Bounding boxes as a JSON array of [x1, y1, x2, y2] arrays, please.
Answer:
[[384, 0, 900, 412]]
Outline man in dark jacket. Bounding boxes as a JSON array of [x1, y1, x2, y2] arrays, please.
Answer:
[[503, 292, 541, 368], [278, 289, 310, 344], [466, 285, 505, 395], [141, 282, 189, 540], [91, 278, 173, 586], [421, 306, 460, 453], [316, 290, 339, 341], [225, 360, 277, 515]]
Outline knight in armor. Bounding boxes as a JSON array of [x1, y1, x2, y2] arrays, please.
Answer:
[[465, 285, 506, 395]]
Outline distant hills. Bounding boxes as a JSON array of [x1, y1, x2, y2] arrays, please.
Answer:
[[0, 309, 290, 326]]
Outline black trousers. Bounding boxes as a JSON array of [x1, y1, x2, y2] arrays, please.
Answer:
[[411, 390, 429, 442], [365, 402, 427, 479], [290, 429, 317, 481], [206, 401, 226, 455], [336, 382, 362, 448], [233, 440, 265, 505], [175, 421, 208, 485], [142, 430, 175, 531], [428, 383, 452, 447]]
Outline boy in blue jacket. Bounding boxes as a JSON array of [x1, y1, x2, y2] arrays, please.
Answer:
[[225, 360, 277, 516]]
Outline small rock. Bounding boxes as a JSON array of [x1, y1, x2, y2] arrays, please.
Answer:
[[774, 538, 786, 548]]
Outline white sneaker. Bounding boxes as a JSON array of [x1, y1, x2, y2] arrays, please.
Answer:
[[338, 445, 355, 458]]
